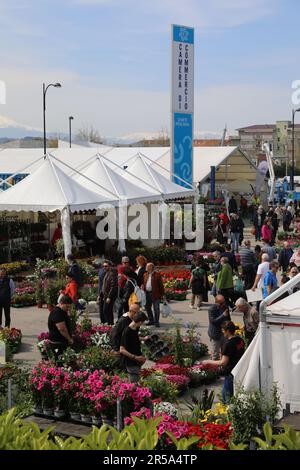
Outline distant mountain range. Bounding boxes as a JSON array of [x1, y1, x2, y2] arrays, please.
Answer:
[[0, 115, 44, 139], [0, 114, 225, 145]]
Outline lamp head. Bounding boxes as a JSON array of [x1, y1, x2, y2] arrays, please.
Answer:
[[54, 83, 62, 88], [69, 116, 74, 120]]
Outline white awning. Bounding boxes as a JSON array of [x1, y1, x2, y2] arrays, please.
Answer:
[[0, 155, 116, 212], [73, 155, 163, 204]]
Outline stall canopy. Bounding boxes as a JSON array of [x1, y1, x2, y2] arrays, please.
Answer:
[[112, 153, 195, 200], [232, 279, 300, 413], [0, 155, 117, 258], [0, 155, 116, 212], [73, 155, 163, 204]]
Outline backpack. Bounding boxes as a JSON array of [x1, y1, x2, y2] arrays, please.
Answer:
[[128, 279, 146, 306], [192, 268, 205, 283]]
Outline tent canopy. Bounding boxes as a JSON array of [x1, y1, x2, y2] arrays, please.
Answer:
[[73, 155, 163, 204], [266, 290, 300, 316], [233, 277, 300, 413], [153, 147, 259, 185], [114, 153, 196, 200], [0, 155, 116, 212]]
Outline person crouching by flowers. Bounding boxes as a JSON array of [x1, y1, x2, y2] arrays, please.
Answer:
[[48, 295, 74, 363], [202, 321, 245, 404], [120, 311, 148, 383], [61, 274, 78, 304]]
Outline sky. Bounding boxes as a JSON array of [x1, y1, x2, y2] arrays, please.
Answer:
[[0, 0, 300, 140]]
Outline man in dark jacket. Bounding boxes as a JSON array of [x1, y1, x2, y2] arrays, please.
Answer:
[[221, 245, 237, 272], [208, 295, 231, 360], [240, 241, 257, 290], [228, 196, 238, 214], [283, 208, 293, 232], [111, 303, 140, 352], [67, 254, 82, 287], [229, 214, 244, 253], [278, 241, 294, 272], [98, 261, 110, 323], [143, 263, 165, 327], [102, 261, 118, 325], [0, 268, 15, 328]]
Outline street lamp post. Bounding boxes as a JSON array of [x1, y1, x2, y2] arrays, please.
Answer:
[[291, 107, 300, 190], [43, 82, 62, 156], [69, 116, 74, 148]]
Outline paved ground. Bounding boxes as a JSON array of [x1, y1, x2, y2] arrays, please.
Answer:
[[12, 293, 243, 366]]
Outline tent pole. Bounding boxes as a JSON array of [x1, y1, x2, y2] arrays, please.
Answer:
[[61, 206, 73, 260]]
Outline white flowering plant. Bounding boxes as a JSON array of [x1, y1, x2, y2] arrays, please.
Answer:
[[153, 401, 178, 419], [91, 332, 112, 351]]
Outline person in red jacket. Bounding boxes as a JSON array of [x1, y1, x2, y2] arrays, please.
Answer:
[[52, 223, 62, 246], [219, 210, 229, 228], [61, 274, 78, 304], [261, 218, 272, 244]]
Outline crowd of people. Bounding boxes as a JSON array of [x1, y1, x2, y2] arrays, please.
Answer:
[[21, 194, 300, 400]]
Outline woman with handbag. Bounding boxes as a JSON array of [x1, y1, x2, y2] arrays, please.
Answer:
[[189, 258, 208, 310]]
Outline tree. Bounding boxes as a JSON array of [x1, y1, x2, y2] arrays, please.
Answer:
[[157, 126, 170, 146], [76, 125, 103, 144]]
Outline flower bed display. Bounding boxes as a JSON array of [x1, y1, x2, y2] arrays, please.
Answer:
[[188, 364, 220, 387], [12, 292, 36, 308], [30, 365, 152, 423], [0, 261, 29, 275], [160, 270, 190, 301], [37, 320, 113, 360], [124, 412, 232, 450], [0, 328, 22, 354]]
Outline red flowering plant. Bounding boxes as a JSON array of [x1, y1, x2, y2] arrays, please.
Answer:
[[153, 364, 188, 376], [155, 355, 176, 365], [0, 328, 22, 354], [165, 374, 190, 392], [67, 370, 89, 413], [37, 332, 50, 342], [186, 422, 233, 450], [123, 407, 152, 425], [156, 414, 190, 450], [188, 363, 220, 387], [30, 364, 55, 409], [49, 367, 70, 410], [110, 376, 152, 419]]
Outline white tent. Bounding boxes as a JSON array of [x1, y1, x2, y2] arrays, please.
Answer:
[[112, 153, 195, 199], [0, 155, 117, 257], [72, 155, 166, 252], [233, 276, 300, 413], [73, 155, 162, 204]]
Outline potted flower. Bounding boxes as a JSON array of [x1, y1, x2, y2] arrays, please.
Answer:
[[35, 281, 45, 308], [45, 281, 59, 311]]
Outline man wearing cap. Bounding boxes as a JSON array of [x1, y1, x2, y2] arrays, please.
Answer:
[[234, 298, 259, 344]]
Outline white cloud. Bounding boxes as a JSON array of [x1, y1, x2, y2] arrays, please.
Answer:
[[0, 62, 294, 137]]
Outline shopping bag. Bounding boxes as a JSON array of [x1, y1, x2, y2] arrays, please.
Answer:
[[161, 301, 172, 318]]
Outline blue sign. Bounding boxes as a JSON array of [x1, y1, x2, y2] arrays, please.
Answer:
[[173, 25, 194, 44], [173, 113, 193, 188]]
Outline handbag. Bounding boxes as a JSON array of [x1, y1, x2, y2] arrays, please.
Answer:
[[161, 301, 172, 318], [128, 279, 146, 306]]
